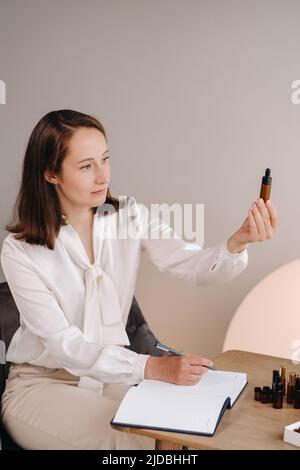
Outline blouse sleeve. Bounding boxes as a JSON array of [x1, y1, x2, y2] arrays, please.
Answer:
[[1, 237, 148, 385], [133, 199, 248, 286]]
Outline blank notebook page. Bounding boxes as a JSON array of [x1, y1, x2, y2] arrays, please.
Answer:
[[113, 370, 247, 435]]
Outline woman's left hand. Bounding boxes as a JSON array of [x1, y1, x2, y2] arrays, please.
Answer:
[[226, 198, 279, 254]]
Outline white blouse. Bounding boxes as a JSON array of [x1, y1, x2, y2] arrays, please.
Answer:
[[1, 196, 248, 392]]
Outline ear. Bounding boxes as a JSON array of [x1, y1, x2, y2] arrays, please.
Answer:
[[44, 169, 58, 185]]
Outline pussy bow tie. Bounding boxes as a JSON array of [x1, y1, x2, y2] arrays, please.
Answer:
[[59, 221, 129, 392]]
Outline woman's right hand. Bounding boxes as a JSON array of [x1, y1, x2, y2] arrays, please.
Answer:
[[144, 353, 214, 385]]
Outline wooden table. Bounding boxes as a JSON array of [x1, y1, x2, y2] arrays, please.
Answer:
[[112, 350, 300, 450]]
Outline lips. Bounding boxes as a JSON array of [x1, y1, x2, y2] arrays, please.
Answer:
[[91, 188, 107, 194]]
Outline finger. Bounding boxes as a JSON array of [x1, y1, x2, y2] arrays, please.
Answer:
[[248, 208, 259, 240], [187, 367, 209, 384], [198, 357, 214, 368], [256, 198, 274, 239], [266, 199, 279, 232], [256, 198, 270, 220], [187, 374, 204, 385], [187, 355, 214, 368], [252, 202, 267, 240], [187, 365, 210, 376]]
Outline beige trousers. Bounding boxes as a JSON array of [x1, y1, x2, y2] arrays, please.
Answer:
[[1, 363, 155, 450]]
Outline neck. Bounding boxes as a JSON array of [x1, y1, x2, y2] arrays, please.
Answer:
[[62, 205, 95, 231]]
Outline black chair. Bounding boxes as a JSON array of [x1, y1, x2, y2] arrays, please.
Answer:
[[0, 281, 165, 450]]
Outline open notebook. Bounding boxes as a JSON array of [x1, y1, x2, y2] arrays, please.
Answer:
[[111, 370, 247, 436]]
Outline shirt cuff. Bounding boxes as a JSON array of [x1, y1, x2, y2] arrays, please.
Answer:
[[131, 353, 150, 384]]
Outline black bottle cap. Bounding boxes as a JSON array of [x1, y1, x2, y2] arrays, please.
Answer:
[[295, 377, 300, 391], [254, 387, 262, 391], [263, 386, 270, 390], [262, 168, 272, 185]]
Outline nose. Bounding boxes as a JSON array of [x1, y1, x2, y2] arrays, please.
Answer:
[[94, 161, 110, 185]]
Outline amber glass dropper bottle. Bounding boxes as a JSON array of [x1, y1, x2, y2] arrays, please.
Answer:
[[260, 168, 272, 202]]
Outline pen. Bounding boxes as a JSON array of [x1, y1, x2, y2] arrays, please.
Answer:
[[154, 341, 218, 370], [154, 340, 184, 356]]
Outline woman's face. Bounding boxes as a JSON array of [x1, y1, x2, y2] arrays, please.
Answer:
[[49, 127, 111, 212]]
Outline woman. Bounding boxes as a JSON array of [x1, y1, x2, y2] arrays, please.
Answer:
[[1, 110, 278, 450]]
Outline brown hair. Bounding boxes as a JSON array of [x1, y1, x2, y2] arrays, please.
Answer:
[[6, 109, 119, 249]]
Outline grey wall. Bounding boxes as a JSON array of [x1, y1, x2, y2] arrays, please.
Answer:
[[0, 0, 299, 358]]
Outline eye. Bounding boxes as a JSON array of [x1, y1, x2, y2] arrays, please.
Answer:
[[80, 156, 110, 170]]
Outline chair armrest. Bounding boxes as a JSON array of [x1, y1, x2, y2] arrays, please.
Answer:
[[125, 296, 167, 356]]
